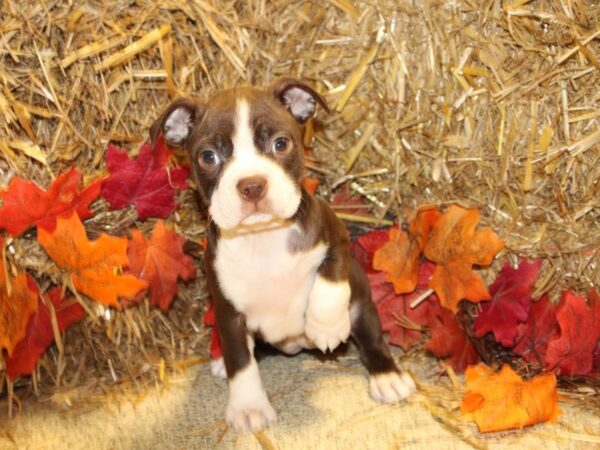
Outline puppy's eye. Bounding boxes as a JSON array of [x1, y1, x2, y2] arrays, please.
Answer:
[[272, 136, 291, 153], [199, 149, 219, 167]]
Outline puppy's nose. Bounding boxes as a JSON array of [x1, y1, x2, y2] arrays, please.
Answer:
[[236, 176, 267, 202]]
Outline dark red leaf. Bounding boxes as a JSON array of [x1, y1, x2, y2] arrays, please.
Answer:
[[426, 304, 480, 373], [545, 290, 600, 375], [330, 184, 369, 216], [371, 262, 440, 351], [5, 288, 85, 379], [351, 229, 390, 272], [101, 136, 189, 219], [512, 295, 557, 367], [474, 259, 542, 346]]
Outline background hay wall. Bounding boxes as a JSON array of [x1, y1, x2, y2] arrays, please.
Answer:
[[0, 0, 599, 397]]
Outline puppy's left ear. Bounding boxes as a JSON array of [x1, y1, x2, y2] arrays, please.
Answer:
[[149, 98, 203, 147], [269, 78, 330, 124]]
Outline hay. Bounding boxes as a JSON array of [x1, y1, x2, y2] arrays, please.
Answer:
[[0, 0, 599, 418]]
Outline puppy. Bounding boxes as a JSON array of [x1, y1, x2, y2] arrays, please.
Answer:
[[150, 79, 415, 433]]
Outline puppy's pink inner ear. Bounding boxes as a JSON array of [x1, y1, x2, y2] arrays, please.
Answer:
[[164, 107, 193, 145], [282, 87, 317, 123]]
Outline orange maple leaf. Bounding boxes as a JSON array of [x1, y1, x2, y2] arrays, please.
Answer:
[[373, 205, 440, 294], [0, 238, 39, 356], [423, 205, 504, 312], [38, 213, 148, 308], [461, 364, 560, 432], [127, 221, 196, 312]]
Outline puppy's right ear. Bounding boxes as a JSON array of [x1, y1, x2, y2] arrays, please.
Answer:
[[149, 98, 202, 148]]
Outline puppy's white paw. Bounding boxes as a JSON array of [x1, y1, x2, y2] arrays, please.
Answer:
[[226, 395, 277, 433], [305, 312, 351, 353], [211, 358, 227, 379], [369, 371, 415, 404]]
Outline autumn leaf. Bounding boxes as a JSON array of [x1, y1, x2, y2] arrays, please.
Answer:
[[512, 295, 557, 367], [5, 287, 85, 379], [101, 136, 189, 220], [425, 304, 479, 372], [203, 302, 222, 359], [0, 237, 39, 356], [351, 228, 390, 272], [423, 205, 504, 312], [461, 364, 560, 432], [474, 260, 542, 346], [371, 261, 441, 351], [330, 184, 370, 216], [545, 290, 600, 375], [302, 176, 320, 195], [38, 213, 148, 308], [0, 167, 101, 236], [373, 205, 440, 294], [127, 220, 196, 312]]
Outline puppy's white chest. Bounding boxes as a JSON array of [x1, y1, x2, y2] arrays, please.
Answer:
[[214, 222, 327, 343]]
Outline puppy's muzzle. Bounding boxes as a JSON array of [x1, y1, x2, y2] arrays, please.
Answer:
[[237, 176, 268, 202]]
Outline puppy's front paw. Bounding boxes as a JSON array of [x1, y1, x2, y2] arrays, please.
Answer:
[[226, 396, 277, 433], [305, 312, 351, 353], [369, 371, 415, 404]]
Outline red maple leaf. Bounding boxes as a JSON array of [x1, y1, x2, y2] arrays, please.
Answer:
[[371, 261, 441, 351], [0, 167, 101, 236], [512, 295, 557, 367], [127, 221, 196, 311], [101, 136, 189, 219], [330, 184, 370, 216], [474, 259, 542, 347], [593, 342, 600, 373], [203, 302, 222, 359], [545, 290, 600, 376], [351, 228, 391, 272], [426, 304, 480, 373], [5, 288, 85, 379]]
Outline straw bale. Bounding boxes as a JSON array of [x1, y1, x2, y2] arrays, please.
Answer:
[[0, 0, 599, 403]]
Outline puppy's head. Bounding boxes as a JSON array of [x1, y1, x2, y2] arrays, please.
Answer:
[[150, 79, 328, 230]]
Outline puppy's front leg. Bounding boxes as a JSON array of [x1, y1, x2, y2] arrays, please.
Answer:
[[213, 285, 276, 432], [305, 240, 352, 352]]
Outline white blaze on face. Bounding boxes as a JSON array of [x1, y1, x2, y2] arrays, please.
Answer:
[[209, 98, 302, 230]]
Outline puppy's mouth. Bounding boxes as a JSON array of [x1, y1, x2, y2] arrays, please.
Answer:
[[239, 199, 276, 225]]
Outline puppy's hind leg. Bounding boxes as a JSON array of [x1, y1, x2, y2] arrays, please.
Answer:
[[349, 260, 416, 403]]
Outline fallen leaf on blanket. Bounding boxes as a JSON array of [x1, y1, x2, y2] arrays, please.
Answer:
[[423, 205, 504, 312], [0, 167, 101, 236], [38, 213, 148, 307], [0, 237, 39, 356], [373, 205, 440, 294], [461, 364, 560, 432], [474, 259, 541, 346], [127, 220, 196, 311], [426, 304, 479, 372], [101, 136, 189, 219], [512, 295, 558, 367], [5, 288, 85, 379], [371, 261, 441, 351], [545, 290, 600, 375], [203, 302, 222, 359]]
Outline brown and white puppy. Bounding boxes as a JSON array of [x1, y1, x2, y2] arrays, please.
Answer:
[[150, 79, 415, 433]]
